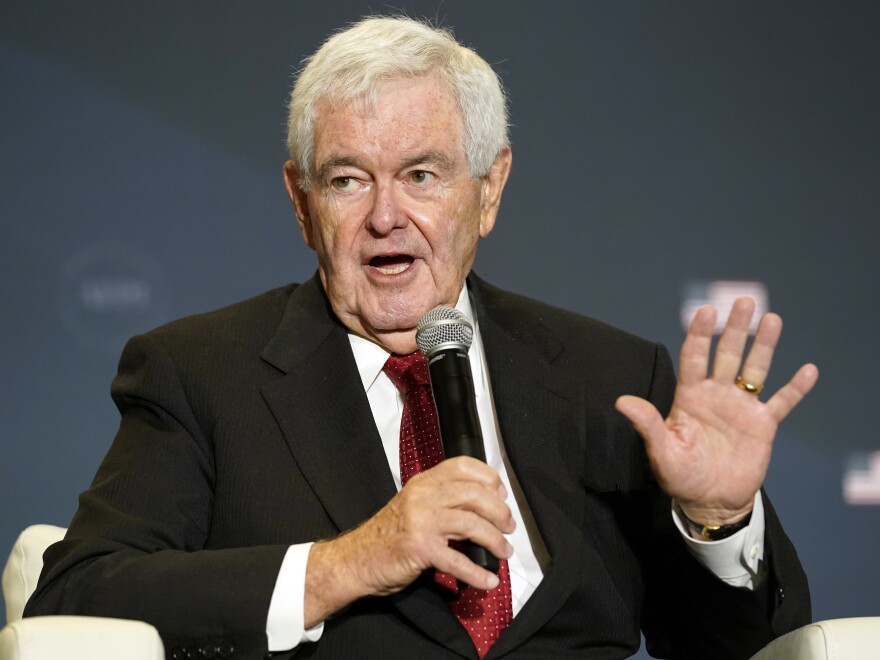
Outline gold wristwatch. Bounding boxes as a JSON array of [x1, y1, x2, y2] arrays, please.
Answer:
[[680, 509, 753, 541]]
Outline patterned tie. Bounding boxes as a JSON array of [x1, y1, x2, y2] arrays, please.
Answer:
[[383, 352, 513, 659]]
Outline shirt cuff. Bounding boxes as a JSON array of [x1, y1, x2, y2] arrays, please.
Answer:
[[266, 543, 325, 651], [672, 491, 765, 589]]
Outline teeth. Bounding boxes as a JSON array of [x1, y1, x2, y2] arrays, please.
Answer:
[[375, 262, 411, 275]]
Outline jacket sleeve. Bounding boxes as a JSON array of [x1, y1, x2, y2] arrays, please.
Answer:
[[637, 343, 812, 659], [24, 332, 289, 659]]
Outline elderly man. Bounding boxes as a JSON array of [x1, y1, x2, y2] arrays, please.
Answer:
[[27, 16, 817, 660]]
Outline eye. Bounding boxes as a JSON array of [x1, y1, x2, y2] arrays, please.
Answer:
[[408, 170, 435, 187], [330, 176, 359, 193]]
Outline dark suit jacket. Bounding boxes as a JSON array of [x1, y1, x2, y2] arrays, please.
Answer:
[[26, 274, 811, 659]]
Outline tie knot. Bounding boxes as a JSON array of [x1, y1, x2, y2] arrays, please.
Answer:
[[383, 352, 431, 394]]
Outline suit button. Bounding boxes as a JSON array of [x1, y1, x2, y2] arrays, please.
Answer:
[[217, 643, 234, 658], [776, 586, 785, 606], [200, 646, 216, 658], [171, 650, 185, 660]]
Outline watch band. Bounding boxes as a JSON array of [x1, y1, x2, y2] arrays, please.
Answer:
[[680, 508, 753, 541]]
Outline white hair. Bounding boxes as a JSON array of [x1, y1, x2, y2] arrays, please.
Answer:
[[287, 16, 509, 191]]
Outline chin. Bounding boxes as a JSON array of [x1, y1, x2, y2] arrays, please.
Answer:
[[372, 296, 435, 328], [369, 311, 422, 333]]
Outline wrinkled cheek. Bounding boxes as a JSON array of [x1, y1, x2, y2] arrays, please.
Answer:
[[319, 258, 359, 318], [443, 217, 480, 265], [432, 215, 461, 252], [308, 222, 342, 274]]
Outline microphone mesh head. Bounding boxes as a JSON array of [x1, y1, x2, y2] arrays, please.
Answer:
[[416, 306, 473, 356]]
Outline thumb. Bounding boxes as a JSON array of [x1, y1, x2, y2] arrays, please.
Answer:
[[615, 395, 666, 445]]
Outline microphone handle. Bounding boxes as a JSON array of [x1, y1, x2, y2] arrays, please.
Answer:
[[427, 348, 500, 574]]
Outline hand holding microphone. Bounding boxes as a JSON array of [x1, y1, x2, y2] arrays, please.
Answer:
[[416, 306, 500, 574]]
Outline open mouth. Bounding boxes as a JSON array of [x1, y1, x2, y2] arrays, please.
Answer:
[[369, 254, 415, 275]]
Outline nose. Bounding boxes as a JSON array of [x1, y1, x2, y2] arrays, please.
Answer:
[[365, 182, 408, 235]]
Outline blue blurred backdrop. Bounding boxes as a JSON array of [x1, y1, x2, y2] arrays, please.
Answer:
[[2, 2, 878, 655]]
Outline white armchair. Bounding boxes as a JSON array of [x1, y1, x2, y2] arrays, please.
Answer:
[[1, 524, 164, 660], [750, 616, 880, 660]]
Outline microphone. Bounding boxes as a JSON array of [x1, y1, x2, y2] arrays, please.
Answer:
[[416, 306, 499, 573]]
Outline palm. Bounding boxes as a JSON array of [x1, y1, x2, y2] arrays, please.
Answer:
[[616, 298, 818, 523]]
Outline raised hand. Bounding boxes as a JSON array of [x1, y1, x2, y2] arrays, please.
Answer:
[[615, 297, 819, 526]]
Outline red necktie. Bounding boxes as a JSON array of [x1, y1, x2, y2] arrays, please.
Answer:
[[383, 352, 513, 659]]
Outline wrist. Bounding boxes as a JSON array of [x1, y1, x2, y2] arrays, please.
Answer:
[[675, 499, 754, 526], [674, 501, 754, 542], [304, 537, 367, 628]]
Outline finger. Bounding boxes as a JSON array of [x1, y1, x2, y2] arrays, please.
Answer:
[[616, 396, 677, 489], [616, 395, 666, 445], [434, 543, 502, 591], [712, 297, 756, 382], [407, 471, 515, 534], [765, 363, 819, 422], [442, 480, 515, 534], [432, 508, 513, 563], [678, 305, 716, 386], [430, 456, 507, 499], [738, 312, 783, 390]]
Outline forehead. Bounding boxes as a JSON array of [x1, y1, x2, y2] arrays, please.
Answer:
[[311, 75, 466, 168]]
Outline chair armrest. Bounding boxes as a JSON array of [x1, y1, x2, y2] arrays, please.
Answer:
[[0, 616, 164, 660], [750, 617, 880, 659], [2, 524, 67, 623]]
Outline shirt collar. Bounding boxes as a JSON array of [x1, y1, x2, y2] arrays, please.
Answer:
[[348, 285, 478, 393]]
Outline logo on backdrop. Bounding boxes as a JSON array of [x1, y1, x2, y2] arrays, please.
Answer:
[[843, 452, 880, 506], [58, 243, 169, 353], [679, 280, 769, 335]]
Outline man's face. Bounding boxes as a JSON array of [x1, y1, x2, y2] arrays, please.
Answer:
[[285, 75, 511, 354]]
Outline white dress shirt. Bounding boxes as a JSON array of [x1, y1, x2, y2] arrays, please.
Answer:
[[265, 285, 765, 651]]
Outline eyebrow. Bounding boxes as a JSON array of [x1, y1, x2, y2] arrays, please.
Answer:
[[315, 151, 457, 183], [399, 151, 456, 173], [315, 156, 362, 184]]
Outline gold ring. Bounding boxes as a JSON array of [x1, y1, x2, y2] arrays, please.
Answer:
[[736, 376, 764, 395]]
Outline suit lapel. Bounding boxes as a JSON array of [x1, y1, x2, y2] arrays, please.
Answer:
[[259, 277, 474, 656], [259, 277, 396, 532], [469, 276, 590, 657]]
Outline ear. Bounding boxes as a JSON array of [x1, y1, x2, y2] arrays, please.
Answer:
[[478, 146, 512, 238], [283, 160, 315, 250]]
